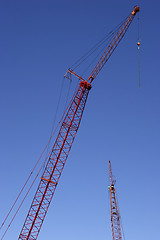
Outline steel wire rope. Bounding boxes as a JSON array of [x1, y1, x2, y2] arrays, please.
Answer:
[[0, 77, 65, 230], [0, 77, 64, 232], [63, 77, 72, 113], [71, 18, 128, 70], [81, 13, 132, 81], [71, 30, 119, 71], [81, 32, 116, 78], [44, 76, 73, 172], [70, 15, 129, 71], [71, 35, 113, 71], [0, 86, 78, 239], [137, 11, 140, 88], [82, 16, 132, 78], [0, 153, 51, 240], [44, 76, 65, 163], [138, 43, 140, 88], [71, 19, 129, 81]]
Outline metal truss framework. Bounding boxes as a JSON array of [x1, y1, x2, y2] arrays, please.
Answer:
[[109, 160, 122, 240], [18, 81, 91, 240], [18, 5, 140, 240]]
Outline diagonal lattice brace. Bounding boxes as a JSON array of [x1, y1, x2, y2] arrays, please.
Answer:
[[18, 81, 91, 240]]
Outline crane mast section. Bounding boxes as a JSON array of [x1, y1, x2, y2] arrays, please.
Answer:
[[109, 161, 122, 240], [110, 188, 122, 240], [88, 6, 139, 83], [18, 81, 91, 240], [109, 160, 114, 186]]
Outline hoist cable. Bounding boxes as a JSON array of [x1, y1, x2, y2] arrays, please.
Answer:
[[138, 46, 140, 88], [0, 87, 78, 239], [45, 77, 65, 158], [71, 23, 125, 70], [0, 76, 69, 233], [138, 15, 140, 40], [81, 33, 115, 77], [70, 15, 129, 70], [137, 12, 141, 88], [77, 18, 129, 72], [63, 77, 72, 113], [0, 154, 50, 240], [72, 34, 113, 70]]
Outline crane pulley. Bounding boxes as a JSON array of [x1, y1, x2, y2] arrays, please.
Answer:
[[18, 6, 139, 240]]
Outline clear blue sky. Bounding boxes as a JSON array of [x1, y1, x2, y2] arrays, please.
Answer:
[[0, 1, 159, 240]]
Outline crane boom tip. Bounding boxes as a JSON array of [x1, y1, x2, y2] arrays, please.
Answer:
[[132, 6, 140, 15]]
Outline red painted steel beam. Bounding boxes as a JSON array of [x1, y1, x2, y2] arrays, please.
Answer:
[[18, 81, 91, 240]]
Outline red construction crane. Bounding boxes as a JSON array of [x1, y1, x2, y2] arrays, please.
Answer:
[[109, 160, 123, 240], [18, 6, 139, 240]]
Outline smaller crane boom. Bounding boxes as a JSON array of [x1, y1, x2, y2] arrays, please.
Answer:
[[109, 160, 123, 240]]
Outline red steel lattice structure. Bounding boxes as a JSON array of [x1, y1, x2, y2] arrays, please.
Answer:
[[18, 6, 139, 240], [18, 81, 91, 240], [109, 160, 122, 240]]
